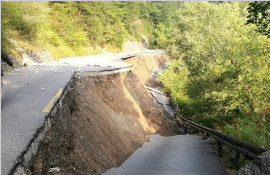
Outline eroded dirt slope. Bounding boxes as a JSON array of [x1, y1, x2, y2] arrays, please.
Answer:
[[29, 54, 177, 175], [124, 54, 168, 87], [124, 71, 176, 136]]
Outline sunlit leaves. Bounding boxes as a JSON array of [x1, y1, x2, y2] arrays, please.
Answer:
[[159, 2, 270, 147], [247, 1, 270, 38]]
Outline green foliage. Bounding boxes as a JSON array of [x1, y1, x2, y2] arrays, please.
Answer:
[[153, 23, 170, 48], [224, 116, 270, 147], [158, 2, 270, 148], [247, 1, 270, 38], [1, 1, 178, 58]]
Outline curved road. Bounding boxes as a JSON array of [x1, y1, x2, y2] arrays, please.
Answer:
[[2, 49, 226, 175], [1, 50, 163, 175]]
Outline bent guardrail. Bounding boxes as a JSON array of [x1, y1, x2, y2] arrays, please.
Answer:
[[174, 109, 267, 160]]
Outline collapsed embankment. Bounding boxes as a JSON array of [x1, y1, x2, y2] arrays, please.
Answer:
[[28, 54, 177, 175]]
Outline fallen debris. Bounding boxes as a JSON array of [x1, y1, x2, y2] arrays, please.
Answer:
[[48, 167, 60, 173]]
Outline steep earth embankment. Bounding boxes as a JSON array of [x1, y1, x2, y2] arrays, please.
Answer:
[[124, 54, 168, 87], [28, 54, 177, 175]]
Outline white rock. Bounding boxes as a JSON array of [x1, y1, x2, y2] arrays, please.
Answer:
[[48, 167, 60, 173]]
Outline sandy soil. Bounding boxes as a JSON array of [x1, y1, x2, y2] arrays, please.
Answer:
[[124, 54, 168, 87], [124, 71, 177, 136], [28, 54, 177, 175]]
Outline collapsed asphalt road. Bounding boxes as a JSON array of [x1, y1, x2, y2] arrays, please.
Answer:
[[1, 50, 164, 175], [103, 86, 226, 175], [104, 135, 227, 175], [2, 49, 227, 175]]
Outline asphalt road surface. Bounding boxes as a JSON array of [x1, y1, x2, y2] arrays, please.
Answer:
[[1, 50, 164, 175], [104, 135, 227, 175], [115, 86, 227, 175]]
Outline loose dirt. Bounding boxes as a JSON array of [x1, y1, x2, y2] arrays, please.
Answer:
[[28, 54, 177, 175]]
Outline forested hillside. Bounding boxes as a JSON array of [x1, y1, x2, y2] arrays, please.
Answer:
[[1, 1, 269, 149], [1, 1, 178, 58], [158, 2, 270, 149]]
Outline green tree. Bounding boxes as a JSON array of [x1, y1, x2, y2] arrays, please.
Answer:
[[247, 1, 270, 38], [159, 2, 270, 147]]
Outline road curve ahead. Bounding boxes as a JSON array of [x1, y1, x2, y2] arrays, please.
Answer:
[[104, 135, 227, 175], [1, 50, 163, 175]]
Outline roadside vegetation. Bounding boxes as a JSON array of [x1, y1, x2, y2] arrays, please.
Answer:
[[1, 1, 179, 58], [158, 2, 270, 149]]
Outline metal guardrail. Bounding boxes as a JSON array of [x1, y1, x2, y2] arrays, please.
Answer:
[[174, 109, 267, 160]]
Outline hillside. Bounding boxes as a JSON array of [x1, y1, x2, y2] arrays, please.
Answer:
[[1, 1, 178, 59]]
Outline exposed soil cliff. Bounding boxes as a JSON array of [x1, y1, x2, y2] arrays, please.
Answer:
[[29, 54, 177, 175]]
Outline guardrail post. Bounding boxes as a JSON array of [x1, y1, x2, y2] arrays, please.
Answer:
[[230, 151, 241, 168], [217, 141, 222, 156], [235, 152, 240, 161]]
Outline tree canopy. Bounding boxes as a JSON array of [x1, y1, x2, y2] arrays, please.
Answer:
[[246, 1, 270, 38], [158, 2, 270, 149]]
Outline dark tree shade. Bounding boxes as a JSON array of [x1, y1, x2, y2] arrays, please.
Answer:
[[247, 1, 270, 38]]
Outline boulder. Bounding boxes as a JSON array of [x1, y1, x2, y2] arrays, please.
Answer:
[[235, 150, 270, 175]]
